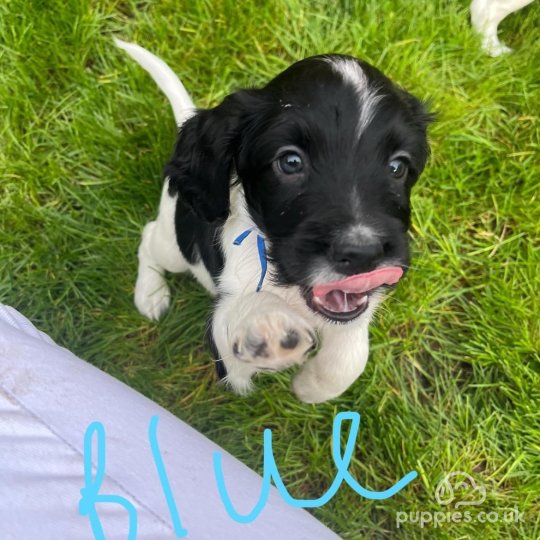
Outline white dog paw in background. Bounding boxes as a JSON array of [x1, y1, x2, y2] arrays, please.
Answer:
[[470, 0, 535, 56]]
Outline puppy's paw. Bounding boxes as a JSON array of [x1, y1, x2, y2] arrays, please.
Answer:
[[134, 269, 170, 321], [481, 36, 512, 57], [231, 308, 315, 371], [485, 41, 512, 57]]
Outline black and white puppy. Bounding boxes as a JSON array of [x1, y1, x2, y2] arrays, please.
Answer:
[[115, 40, 431, 403]]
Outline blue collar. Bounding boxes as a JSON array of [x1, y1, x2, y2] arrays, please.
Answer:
[[233, 228, 267, 292]]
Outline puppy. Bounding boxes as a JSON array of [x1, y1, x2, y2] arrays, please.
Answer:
[[115, 40, 431, 403], [470, 0, 535, 56]]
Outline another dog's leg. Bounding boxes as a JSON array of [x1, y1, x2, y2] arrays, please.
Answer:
[[135, 179, 189, 320], [211, 291, 315, 394], [470, 0, 534, 57], [292, 322, 370, 403]]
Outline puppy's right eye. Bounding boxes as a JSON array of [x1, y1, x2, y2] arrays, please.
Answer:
[[388, 158, 408, 179], [277, 152, 304, 175]]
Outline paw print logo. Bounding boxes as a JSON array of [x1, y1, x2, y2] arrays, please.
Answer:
[[435, 471, 486, 508]]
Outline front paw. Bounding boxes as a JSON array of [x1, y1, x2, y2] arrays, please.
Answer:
[[231, 310, 315, 371], [134, 269, 170, 321]]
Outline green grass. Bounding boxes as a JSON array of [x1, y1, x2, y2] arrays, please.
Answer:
[[1, 0, 539, 538]]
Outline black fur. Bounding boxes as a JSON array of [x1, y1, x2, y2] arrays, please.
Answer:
[[205, 313, 227, 379], [173, 196, 224, 279], [166, 54, 431, 293]]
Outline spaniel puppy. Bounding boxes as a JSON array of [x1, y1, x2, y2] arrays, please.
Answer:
[[115, 40, 431, 403]]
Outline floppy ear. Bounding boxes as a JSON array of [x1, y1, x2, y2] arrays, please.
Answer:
[[164, 93, 248, 223]]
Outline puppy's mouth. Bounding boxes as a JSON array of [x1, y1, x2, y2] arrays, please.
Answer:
[[303, 267, 404, 323], [306, 289, 371, 322]]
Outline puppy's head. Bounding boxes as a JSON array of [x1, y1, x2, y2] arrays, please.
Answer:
[[166, 55, 432, 322]]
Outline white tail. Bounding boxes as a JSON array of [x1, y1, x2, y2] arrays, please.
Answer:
[[114, 38, 195, 127]]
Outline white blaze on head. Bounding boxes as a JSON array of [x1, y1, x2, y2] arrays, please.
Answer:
[[342, 223, 378, 244], [325, 57, 383, 137]]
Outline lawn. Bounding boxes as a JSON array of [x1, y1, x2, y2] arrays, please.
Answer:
[[1, 0, 539, 538]]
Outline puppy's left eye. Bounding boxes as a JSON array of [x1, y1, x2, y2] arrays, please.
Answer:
[[277, 152, 304, 175], [388, 158, 409, 179]]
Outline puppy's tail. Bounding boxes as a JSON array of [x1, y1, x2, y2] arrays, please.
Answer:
[[114, 38, 195, 127]]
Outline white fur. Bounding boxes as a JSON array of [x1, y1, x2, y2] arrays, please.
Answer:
[[119, 40, 379, 403], [326, 57, 383, 137], [134, 179, 217, 321], [470, 0, 534, 57], [211, 289, 315, 394], [114, 38, 195, 126], [343, 224, 378, 244]]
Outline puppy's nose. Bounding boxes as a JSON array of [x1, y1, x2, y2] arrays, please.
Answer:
[[330, 239, 384, 275]]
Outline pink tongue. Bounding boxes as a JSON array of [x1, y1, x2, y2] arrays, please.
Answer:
[[313, 267, 404, 297]]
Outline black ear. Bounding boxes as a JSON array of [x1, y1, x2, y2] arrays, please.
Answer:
[[399, 89, 435, 133], [398, 89, 435, 175], [164, 94, 246, 223]]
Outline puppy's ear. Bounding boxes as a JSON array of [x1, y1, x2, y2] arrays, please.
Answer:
[[399, 90, 435, 133], [398, 90, 435, 174], [165, 92, 249, 223]]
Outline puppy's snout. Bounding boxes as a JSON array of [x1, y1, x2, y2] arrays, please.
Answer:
[[330, 238, 384, 275]]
